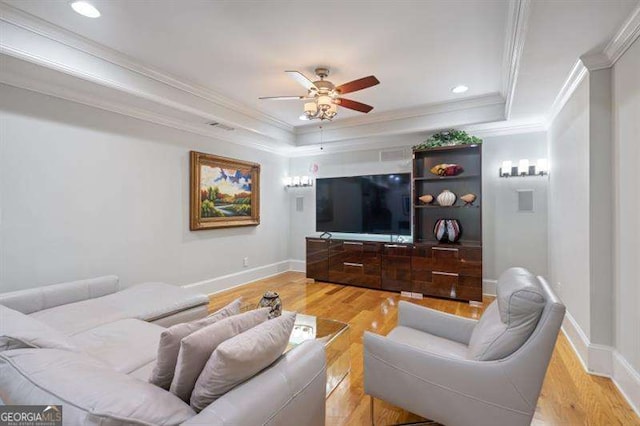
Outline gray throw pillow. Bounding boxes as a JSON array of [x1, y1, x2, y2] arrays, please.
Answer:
[[0, 304, 78, 352], [149, 298, 241, 389], [170, 307, 270, 402], [190, 312, 296, 412]]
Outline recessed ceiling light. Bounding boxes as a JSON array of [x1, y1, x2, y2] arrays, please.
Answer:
[[71, 1, 101, 18], [452, 85, 469, 94], [299, 114, 310, 121]]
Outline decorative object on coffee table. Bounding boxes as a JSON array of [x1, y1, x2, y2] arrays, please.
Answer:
[[433, 219, 462, 243], [430, 163, 464, 176], [190, 151, 260, 230], [460, 193, 477, 205], [258, 291, 282, 319], [436, 189, 457, 206], [418, 194, 434, 204]]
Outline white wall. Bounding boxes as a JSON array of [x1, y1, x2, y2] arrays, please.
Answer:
[[0, 84, 290, 292], [613, 38, 640, 374], [288, 132, 549, 284], [548, 76, 591, 339]]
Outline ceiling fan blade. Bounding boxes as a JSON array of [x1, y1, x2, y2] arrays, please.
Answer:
[[335, 75, 380, 95], [335, 98, 374, 113], [258, 96, 308, 100], [285, 70, 317, 90]]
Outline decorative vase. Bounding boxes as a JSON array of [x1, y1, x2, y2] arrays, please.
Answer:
[[437, 189, 457, 206], [419, 194, 434, 204], [460, 193, 477, 205], [258, 291, 282, 319], [433, 219, 462, 243]]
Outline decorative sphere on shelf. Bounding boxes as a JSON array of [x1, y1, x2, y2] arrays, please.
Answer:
[[437, 189, 457, 206]]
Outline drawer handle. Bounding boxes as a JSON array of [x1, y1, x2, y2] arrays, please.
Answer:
[[344, 262, 364, 267], [343, 242, 364, 246], [432, 247, 459, 252], [384, 244, 406, 248], [308, 239, 326, 243], [432, 271, 459, 277]]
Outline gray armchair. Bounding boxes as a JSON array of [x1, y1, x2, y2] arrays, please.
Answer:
[[364, 267, 566, 426]]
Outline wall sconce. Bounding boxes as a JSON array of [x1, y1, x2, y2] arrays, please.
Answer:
[[284, 176, 313, 188], [499, 159, 548, 177]]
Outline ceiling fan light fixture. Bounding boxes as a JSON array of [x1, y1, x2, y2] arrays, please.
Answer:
[[317, 95, 332, 111], [452, 85, 469, 94], [70, 1, 101, 18]]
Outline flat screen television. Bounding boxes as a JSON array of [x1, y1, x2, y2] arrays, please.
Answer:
[[316, 173, 411, 236]]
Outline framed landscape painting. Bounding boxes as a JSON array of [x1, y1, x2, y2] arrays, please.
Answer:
[[190, 151, 260, 230]]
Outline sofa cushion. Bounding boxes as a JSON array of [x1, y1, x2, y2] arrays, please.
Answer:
[[0, 348, 194, 425], [170, 308, 270, 402], [71, 319, 164, 374], [0, 305, 78, 352], [386, 326, 468, 359], [468, 267, 546, 361], [30, 281, 210, 335], [130, 360, 156, 382], [191, 312, 296, 412], [0, 275, 119, 314], [150, 298, 242, 389]]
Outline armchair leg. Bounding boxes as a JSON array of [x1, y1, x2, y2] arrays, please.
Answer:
[[370, 395, 375, 426]]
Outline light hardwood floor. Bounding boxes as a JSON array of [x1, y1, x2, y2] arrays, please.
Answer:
[[208, 271, 639, 426]]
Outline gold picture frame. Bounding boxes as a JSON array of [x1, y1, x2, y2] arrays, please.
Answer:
[[190, 151, 260, 230]]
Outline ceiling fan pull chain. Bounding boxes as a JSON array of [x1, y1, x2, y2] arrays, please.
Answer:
[[320, 125, 324, 151]]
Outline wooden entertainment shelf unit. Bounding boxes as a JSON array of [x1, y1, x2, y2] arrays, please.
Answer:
[[306, 144, 483, 302], [305, 237, 482, 302]]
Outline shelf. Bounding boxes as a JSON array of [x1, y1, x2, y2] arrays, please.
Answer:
[[413, 174, 480, 182], [413, 239, 482, 248], [414, 205, 480, 209]]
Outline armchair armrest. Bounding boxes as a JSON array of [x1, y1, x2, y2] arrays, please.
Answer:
[[398, 301, 477, 345], [363, 332, 534, 424], [183, 340, 326, 426]]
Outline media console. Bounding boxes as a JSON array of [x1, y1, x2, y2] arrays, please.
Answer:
[[306, 237, 482, 302]]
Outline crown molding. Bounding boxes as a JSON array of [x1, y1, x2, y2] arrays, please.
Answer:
[[0, 53, 291, 156], [0, 2, 294, 135], [603, 3, 640, 65], [286, 118, 546, 157], [546, 59, 588, 125], [295, 93, 505, 136], [580, 4, 640, 71], [502, 0, 531, 119]]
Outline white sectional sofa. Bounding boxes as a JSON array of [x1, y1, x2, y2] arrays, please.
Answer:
[[0, 276, 327, 425]]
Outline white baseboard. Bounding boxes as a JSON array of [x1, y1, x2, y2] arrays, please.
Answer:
[[183, 259, 293, 295], [289, 259, 306, 272], [562, 311, 640, 415], [482, 279, 497, 296], [612, 351, 640, 417]]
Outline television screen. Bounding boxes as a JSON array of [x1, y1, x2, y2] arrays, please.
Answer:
[[316, 173, 411, 236]]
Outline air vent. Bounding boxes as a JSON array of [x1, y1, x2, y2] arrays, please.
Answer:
[[380, 148, 409, 162], [208, 122, 235, 131]]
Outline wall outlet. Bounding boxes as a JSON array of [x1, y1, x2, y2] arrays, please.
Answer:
[[243, 257, 249, 268], [410, 292, 424, 300], [400, 291, 412, 298]]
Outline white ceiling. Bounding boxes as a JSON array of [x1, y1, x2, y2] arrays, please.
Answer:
[[4, 0, 508, 126], [2, 0, 639, 135]]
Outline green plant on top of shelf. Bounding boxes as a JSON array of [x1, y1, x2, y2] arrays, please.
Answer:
[[413, 129, 482, 150]]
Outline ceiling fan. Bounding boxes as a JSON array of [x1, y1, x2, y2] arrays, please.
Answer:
[[259, 67, 380, 121]]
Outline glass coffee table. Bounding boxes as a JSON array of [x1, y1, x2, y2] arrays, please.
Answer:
[[240, 302, 350, 396], [286, 313, 351, 397]]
